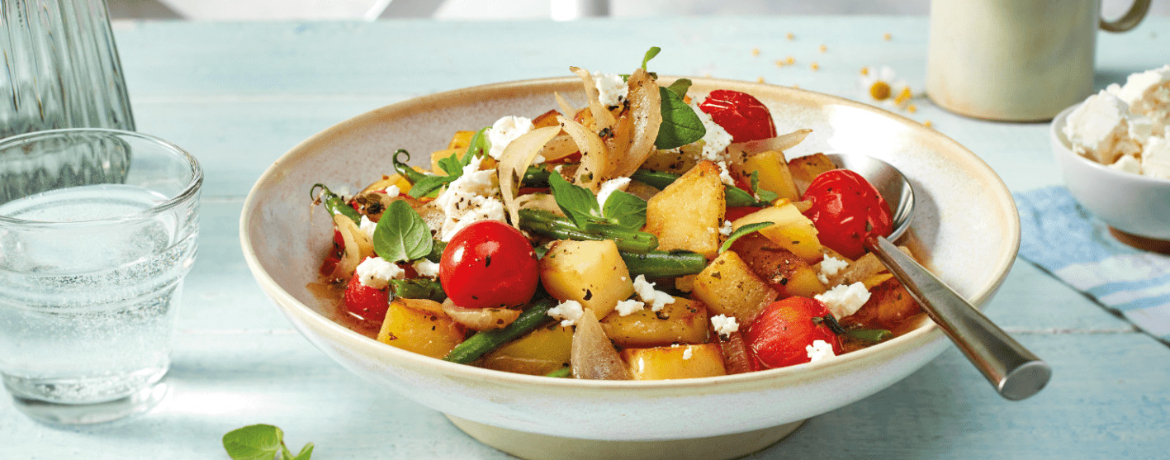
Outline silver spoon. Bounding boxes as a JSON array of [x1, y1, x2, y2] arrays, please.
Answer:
[[826, 153, 1051, 401]]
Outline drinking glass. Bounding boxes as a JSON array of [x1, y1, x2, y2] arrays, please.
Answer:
[[0, 128, 201, 425]]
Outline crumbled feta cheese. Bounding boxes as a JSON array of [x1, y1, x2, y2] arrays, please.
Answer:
[[682, 347, 694, 360], [691, 102, 734, 161], [1110, 154, 1143, 175], [632, 275, 676, 312], [1063, 90, 1149, 165], [411, 259, 441, 278], [817, 255, 849, 285], [359, 215, 378, 240], [383, 185, 401, 197], [596, 177, 632, 210], [814, 282, 871, 319], [716, 160, 736, 187], [486, 116, 536, 160], [433, 156, 506, 241], [710, 314, 739, 338], [719, 220, 734, 237], [547, 300, 585, 327], [615, 299, 646, 316], [594, 72, 629, 108], [1110, 64, 1170, 133], [355, 256, 404, 289], [1142, 135, 1170, 179], [806, 339, 836, 363]]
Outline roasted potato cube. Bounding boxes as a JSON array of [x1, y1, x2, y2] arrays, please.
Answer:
[[447, 130, 476, 150], [841, 277, 923, 330], [639, 145, 701, 174], [531, 109, 561, 128], [480, 324, 573, 375], [731, 202, 823, 263], [430, 148, 462, 176], [539, 240, 634, 319], [377, 300, 465, 359], [621, 344, 727, 380], [645, 161, 726, 258], [692, 251, 778, 323], [600, 297, 709, 348], [788, 153, 836, 195], [738, 150, 800, 201], [732, 233, 826, 298]]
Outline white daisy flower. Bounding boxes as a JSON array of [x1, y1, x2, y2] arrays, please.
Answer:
[[859, 66, 913, 109]]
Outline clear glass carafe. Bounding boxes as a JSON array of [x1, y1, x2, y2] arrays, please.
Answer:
[[1, 0, 134, 139]]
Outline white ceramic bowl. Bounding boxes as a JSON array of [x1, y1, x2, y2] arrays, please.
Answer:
[[1051, 104, 1170, 240], [240, 77, 1020, 460]]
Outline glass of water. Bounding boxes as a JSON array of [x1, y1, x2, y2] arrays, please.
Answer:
[[0, 128, 201, 424]]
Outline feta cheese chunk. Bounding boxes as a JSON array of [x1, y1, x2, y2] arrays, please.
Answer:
[[814, 282, 871, 319], [710, 314, 740, 338], [682, 347, 694, 360], [355, 256, 404, 289], [805, 339, 836, 363], [1110, 154, 1143, 175], [548, 300, 585, 327], [817, 255, 849, 285], [1063, 90, 1148, 165], [593, 72, 629, 108], [632, 275, 676, 312], [383, 185, 401, 197], [596, 177, 632, 210], [433, 155, 506, 241], [614, 299, 646, 316], [1111, 64, 1170, 133], [411, 259, 441, 278], [359, 215, 378, 240], [719, 220, 734, 237], [486, 116, 536, 160], [691, 101, 734, 162], [1142, 135, 1170, 179]]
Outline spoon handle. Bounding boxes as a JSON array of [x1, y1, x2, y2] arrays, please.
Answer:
[[865, 236, 1051, 400]]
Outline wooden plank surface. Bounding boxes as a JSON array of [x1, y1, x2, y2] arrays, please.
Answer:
[[3, 17, 1168, 459]]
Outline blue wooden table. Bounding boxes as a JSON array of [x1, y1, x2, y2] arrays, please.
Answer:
[[3, 17, 1169, 459]]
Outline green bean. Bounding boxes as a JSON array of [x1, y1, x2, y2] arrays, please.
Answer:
[[388, 279, 445, 302], [520, 166, 551, 187], [518, 209, 658, 253], [620, 250, 708, 277], [545, 366, 572, 378], [443, 298, 557, 364], [391, 149, 428, 183], [425, 240, 447, 263], [310, 183, 360, 223], [630, 168, 680, 189]]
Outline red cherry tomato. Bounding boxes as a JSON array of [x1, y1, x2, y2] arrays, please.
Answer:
[[801, 169, 893, 260], [724, 206, 760, 222], [343, 267, 390, 326], [440, 220, 539, 309], [744, 297, 843, 369], [698, 90, 778, 143]]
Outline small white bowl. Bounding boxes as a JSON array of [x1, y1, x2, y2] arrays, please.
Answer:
[[1051, 104, 1170, 241]]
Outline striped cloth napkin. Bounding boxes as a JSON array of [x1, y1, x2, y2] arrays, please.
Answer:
[[1015, 186, 1170, 343]]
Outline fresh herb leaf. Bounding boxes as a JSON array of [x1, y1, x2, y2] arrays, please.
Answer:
[[719, 221, 774, 253], [223, 424, 313, 460], [602, 190, 647, 231], [665, 78, 692, 99], [749, 171, 779, 203], [409, 127, 491, 199], [655, 87, 706, 149], [641, 46, 661, 70], [407, 174, 454, 198], [548, 172, 602, 228], [373, 200, 434, 263]]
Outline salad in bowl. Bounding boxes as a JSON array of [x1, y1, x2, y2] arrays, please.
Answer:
[[309, 48, 925, 381]]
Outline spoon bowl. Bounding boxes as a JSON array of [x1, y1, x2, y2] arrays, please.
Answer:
[[823, 152, 1051, 401]]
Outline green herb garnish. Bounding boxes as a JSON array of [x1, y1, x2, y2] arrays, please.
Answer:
[[641, 46, 661, 70], [749, 171, 779, 203], [665, 78, 692, 99], [223, 424, 314, 460], [548, 172, 603, 228], [601, 190, 648, 231], [719, 221, 773, 254], [655, 86, 706, 149], [408, 127, 491, 198], [373, 200, 434, 263]]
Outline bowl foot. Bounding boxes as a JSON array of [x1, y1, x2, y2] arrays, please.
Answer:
[[446, 414, 804, 460], [1108, 227, 1170, 255]]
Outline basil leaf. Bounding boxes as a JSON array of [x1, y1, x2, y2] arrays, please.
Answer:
[[602, 190, 647, 231], [749, 171, 779, 203], [655, 87, 706, 149], [407, 174, 454, 199], [719, 221, 774, 254], [548, 172, 601, 228], [464, 127, 490, 165], [223, 425, 284, 460], [641, 46, 661, 70], [437, 150, 464, 177], [666, 78, 692, 99], [373, 200, 434, 263], [292, 443, 315, 460]]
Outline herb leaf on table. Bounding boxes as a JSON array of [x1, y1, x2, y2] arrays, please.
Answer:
[[223, 424, 314, 460]]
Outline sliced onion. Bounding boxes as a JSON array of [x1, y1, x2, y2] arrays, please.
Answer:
[[498, 126, 562, 227], [609, 68, 662, 178], [571, 310, 632, 380], [398, 298, 446, 315], [571, 66, 615, 132], [515, 193, 565, 216], [730, 129, 812, 157], [558, 115, 609, 192], [330, 213, 374, 280], [554, 92, 576, 119], [539, 132, 580, 162], [441, 299, 522, 331]]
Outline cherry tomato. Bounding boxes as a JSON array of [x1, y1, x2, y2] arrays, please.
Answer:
[[698, 90, 778, 143], [744, 297, 843, 369], [440, 220, 539, 309], [801, 169, 893, 260], [343, 268, 390, 326], [724, 206, 760, 222]]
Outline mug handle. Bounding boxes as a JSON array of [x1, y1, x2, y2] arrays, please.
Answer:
[[1100, 0, 1151, 32]]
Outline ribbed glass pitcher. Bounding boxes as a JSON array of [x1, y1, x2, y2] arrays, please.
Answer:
[[1, 0, 134, 139]]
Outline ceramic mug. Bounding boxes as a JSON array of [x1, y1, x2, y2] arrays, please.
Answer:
[[926, 0, 1151, 122]]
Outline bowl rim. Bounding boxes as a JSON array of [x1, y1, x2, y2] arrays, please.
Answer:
[[1051, 102, 1170, 186], [240, 76, 1021, 390]]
